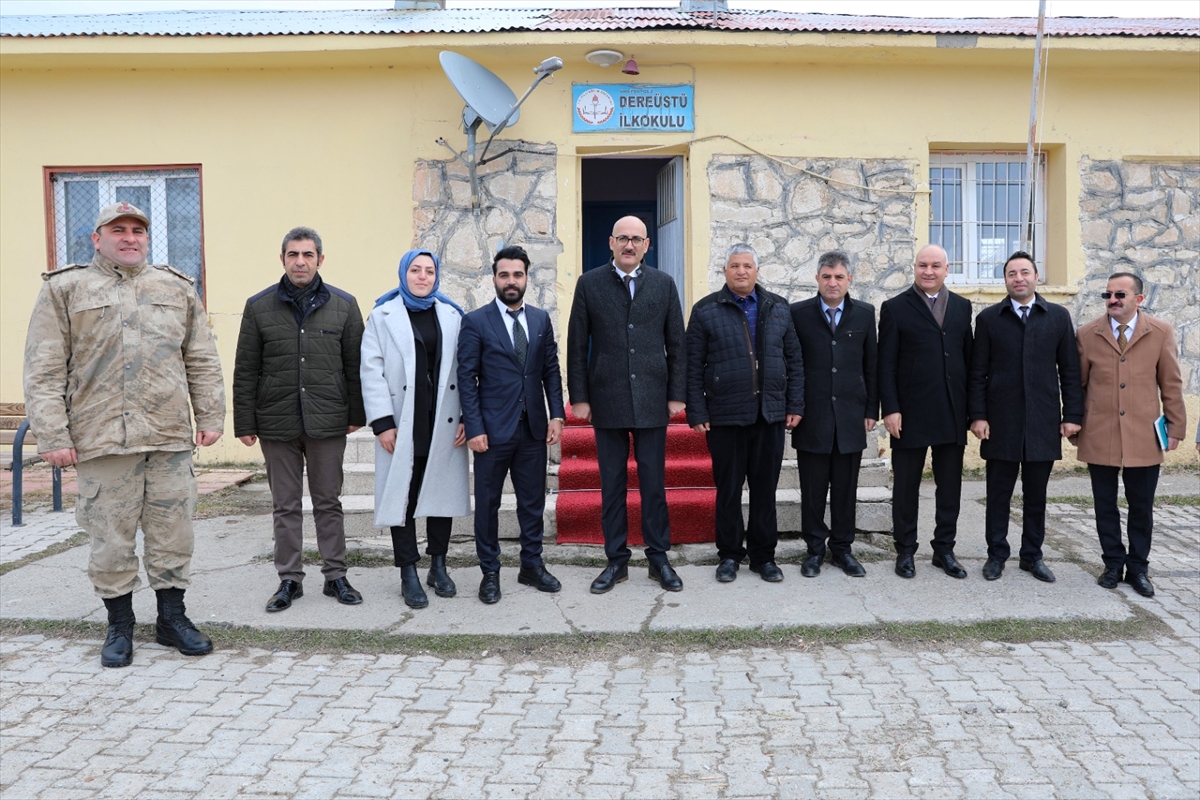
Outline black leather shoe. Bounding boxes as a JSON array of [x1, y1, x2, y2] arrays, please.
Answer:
[[649, 562, 683, 592], [1097, 568, 1122, 589], [323, 577, 363, 605], [426, 554, 457, 598], [590, 563, 628, 594], [518, 564, 561, 593], [479, 572, 502, 604], [830, 552, 866, 578], [715, 559, 739, 583], [101, 593, 135, 668], [895, 554, 915, 579], [1125, 572, 1155, 597], [400, 565, 428, 609], [983, 559, 1004, 581], [1019, 559, 1056, 583], [266, 579, 303, 613], [801, 553, 822, 577], [931, 552, 968, 579], [750, 561, 784, 582], [155, 588, 213, 656]]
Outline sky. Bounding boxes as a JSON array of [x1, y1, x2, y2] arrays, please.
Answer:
[[1, 0, 1197, 18]]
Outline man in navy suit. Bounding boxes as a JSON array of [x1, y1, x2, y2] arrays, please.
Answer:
[[458, 246, 565, 604]]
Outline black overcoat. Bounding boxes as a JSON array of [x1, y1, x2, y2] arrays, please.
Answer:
[[967, 294, 1083, 462], [790, 295, 878, 454], [566, 263, 686, 429], [878, 285, 974, 449]]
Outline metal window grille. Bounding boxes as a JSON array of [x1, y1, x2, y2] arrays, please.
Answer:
[[930, 153, 1045, 284], [48, 167, 205, 300]]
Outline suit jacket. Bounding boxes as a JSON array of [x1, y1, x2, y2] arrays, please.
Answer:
[[457, 301, 565, 444], [967, 294, 1083, 463], [790, 295, 878, 454], [566, 263, 686, 429], [878, 285, 974, 449], [1074, 312, 1186, 468]]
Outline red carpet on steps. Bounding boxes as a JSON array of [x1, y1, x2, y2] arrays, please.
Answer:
[[556, 404, 717, 545]]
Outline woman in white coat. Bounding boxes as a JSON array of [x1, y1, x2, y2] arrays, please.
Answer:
[[361, 249, 470, 609]]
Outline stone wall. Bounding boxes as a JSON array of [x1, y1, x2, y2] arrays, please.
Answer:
[[707, 155, 918, 307], [412, 140, 562, 318], [1076, 158, 1200, 392]]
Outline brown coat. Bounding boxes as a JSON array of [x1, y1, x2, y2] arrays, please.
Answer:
[[1074, 312, 1186, 467]]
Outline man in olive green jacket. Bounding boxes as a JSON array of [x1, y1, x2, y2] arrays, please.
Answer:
[[234, 226, 366, 613]]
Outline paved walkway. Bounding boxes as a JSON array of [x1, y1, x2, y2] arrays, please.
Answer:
[[2, 475, 1198, 798]]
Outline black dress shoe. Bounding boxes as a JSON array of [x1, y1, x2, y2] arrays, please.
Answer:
[[400, 565, 428, 609], [1097, 568, 1122, 589], [1019, 559, 1056, 583], [895, 554, 915, 579], [649, 562, 683, 592], [426, 554, 457, 598], [801, 553, 822, 578], [931, 552, 968, 579], [266, 579, 303, 612], [1125, 572, 1155, 597], [518, 564, 561, 593], [323, 577, 363, 605], [479, 572, 502, 604], [750, 561, 784, 582], [715, 558, 739, 583], [983, 559, 1004, 581], [590, 563, 628, 594], [830, 552, 866, 578]]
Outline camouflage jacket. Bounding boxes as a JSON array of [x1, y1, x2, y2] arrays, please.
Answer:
[[23, 253, 226, 462]]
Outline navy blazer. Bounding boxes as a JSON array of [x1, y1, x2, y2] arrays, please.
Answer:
[[457, 301, 565, 444]]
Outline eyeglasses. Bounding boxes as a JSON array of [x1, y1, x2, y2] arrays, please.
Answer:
[[1100, 291, 1132, 299], [613, 235, 646, 246]]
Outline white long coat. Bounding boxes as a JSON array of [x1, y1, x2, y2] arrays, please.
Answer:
[[360, 298, 470, 528]]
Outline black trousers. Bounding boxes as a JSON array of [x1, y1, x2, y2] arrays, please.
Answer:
[[706, 418, 785, 566], [473, 417, 547, 574], [797, 447, 863, 558], [390, 455, 452, 568], [1089, 463, 1160, 576], [984, 459, 1053, 563], [593, 426, 670, 567], [891, 443, 964, 556]]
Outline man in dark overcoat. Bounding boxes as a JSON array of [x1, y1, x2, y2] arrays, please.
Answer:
[[878, 244, 974, 580], [566, 215, 687, 594], [790, 250, 878, 578], [968, 251, 1082, 583]]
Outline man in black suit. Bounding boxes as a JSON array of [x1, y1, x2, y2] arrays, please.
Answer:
[[458, 245, 565, 604], [878, 244, 974, 579], [968, 251, 1082, 583], [567, 215, 687, 594], [790, 250, 878, 578]]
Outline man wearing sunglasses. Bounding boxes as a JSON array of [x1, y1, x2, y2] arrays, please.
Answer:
[[1072, 272, 1186, 598]]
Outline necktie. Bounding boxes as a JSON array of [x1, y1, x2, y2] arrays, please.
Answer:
[[927, 294, 937, 309], [624, 273, 635, 298], [508, 308, 527, 367], [826, 307, 838, 334], [1020, 306, 1029, 324], [1117, 323, 1129, 352]]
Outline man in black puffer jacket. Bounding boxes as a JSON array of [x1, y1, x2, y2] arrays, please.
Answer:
[[233, 226, 366, 613], [686, 243, 804, 584]]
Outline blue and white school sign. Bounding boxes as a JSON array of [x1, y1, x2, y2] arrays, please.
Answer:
[[572, 84, 695, 133]]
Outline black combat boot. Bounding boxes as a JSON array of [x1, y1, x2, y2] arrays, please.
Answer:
[[155, 588, 213, 656], [100, 593, 135, 668], [426, 554, 457, 598]]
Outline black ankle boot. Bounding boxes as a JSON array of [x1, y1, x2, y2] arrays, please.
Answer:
[[400, 565, 428, 608], [154, 588, 213, 656], [426, 554, 457, 598], [101, 593, 135, 668]]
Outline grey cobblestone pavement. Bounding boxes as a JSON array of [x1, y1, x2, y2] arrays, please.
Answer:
[[2, 476, 1198, 798]]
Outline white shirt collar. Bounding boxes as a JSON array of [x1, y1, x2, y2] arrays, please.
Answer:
[[1010, 297, 1034, 315], [494, 297, 524, 316], [1110, 311, 1139, 338], [613, 262, 642, 279], [820, 297, 845, 315]]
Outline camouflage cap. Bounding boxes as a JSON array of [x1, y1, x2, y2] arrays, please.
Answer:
[[95, 201, 150, 230]]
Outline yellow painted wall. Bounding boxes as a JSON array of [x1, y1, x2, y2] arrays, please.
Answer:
[[2, 30, 1197, 464]]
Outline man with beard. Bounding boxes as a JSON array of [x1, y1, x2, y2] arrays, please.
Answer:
[[458, 245, 565, 604]]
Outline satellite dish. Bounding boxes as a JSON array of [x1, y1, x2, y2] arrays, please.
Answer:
[[439, 51, 520, 133]]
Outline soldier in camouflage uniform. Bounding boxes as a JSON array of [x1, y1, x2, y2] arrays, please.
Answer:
[[23, 201, 226, 668]]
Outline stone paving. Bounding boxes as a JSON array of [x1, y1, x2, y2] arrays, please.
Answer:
[[2, 477, 1198, 798]]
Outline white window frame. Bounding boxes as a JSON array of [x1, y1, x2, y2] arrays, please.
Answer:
[[930, 152, 1046, 285]]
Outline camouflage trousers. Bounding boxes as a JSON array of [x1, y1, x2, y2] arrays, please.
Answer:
[[75, 450, 197, 599]]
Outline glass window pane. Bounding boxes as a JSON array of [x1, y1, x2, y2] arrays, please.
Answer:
[[114, 185, 152, 216], [166, 177, 203, 299], [63, 180, 99, 266]]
